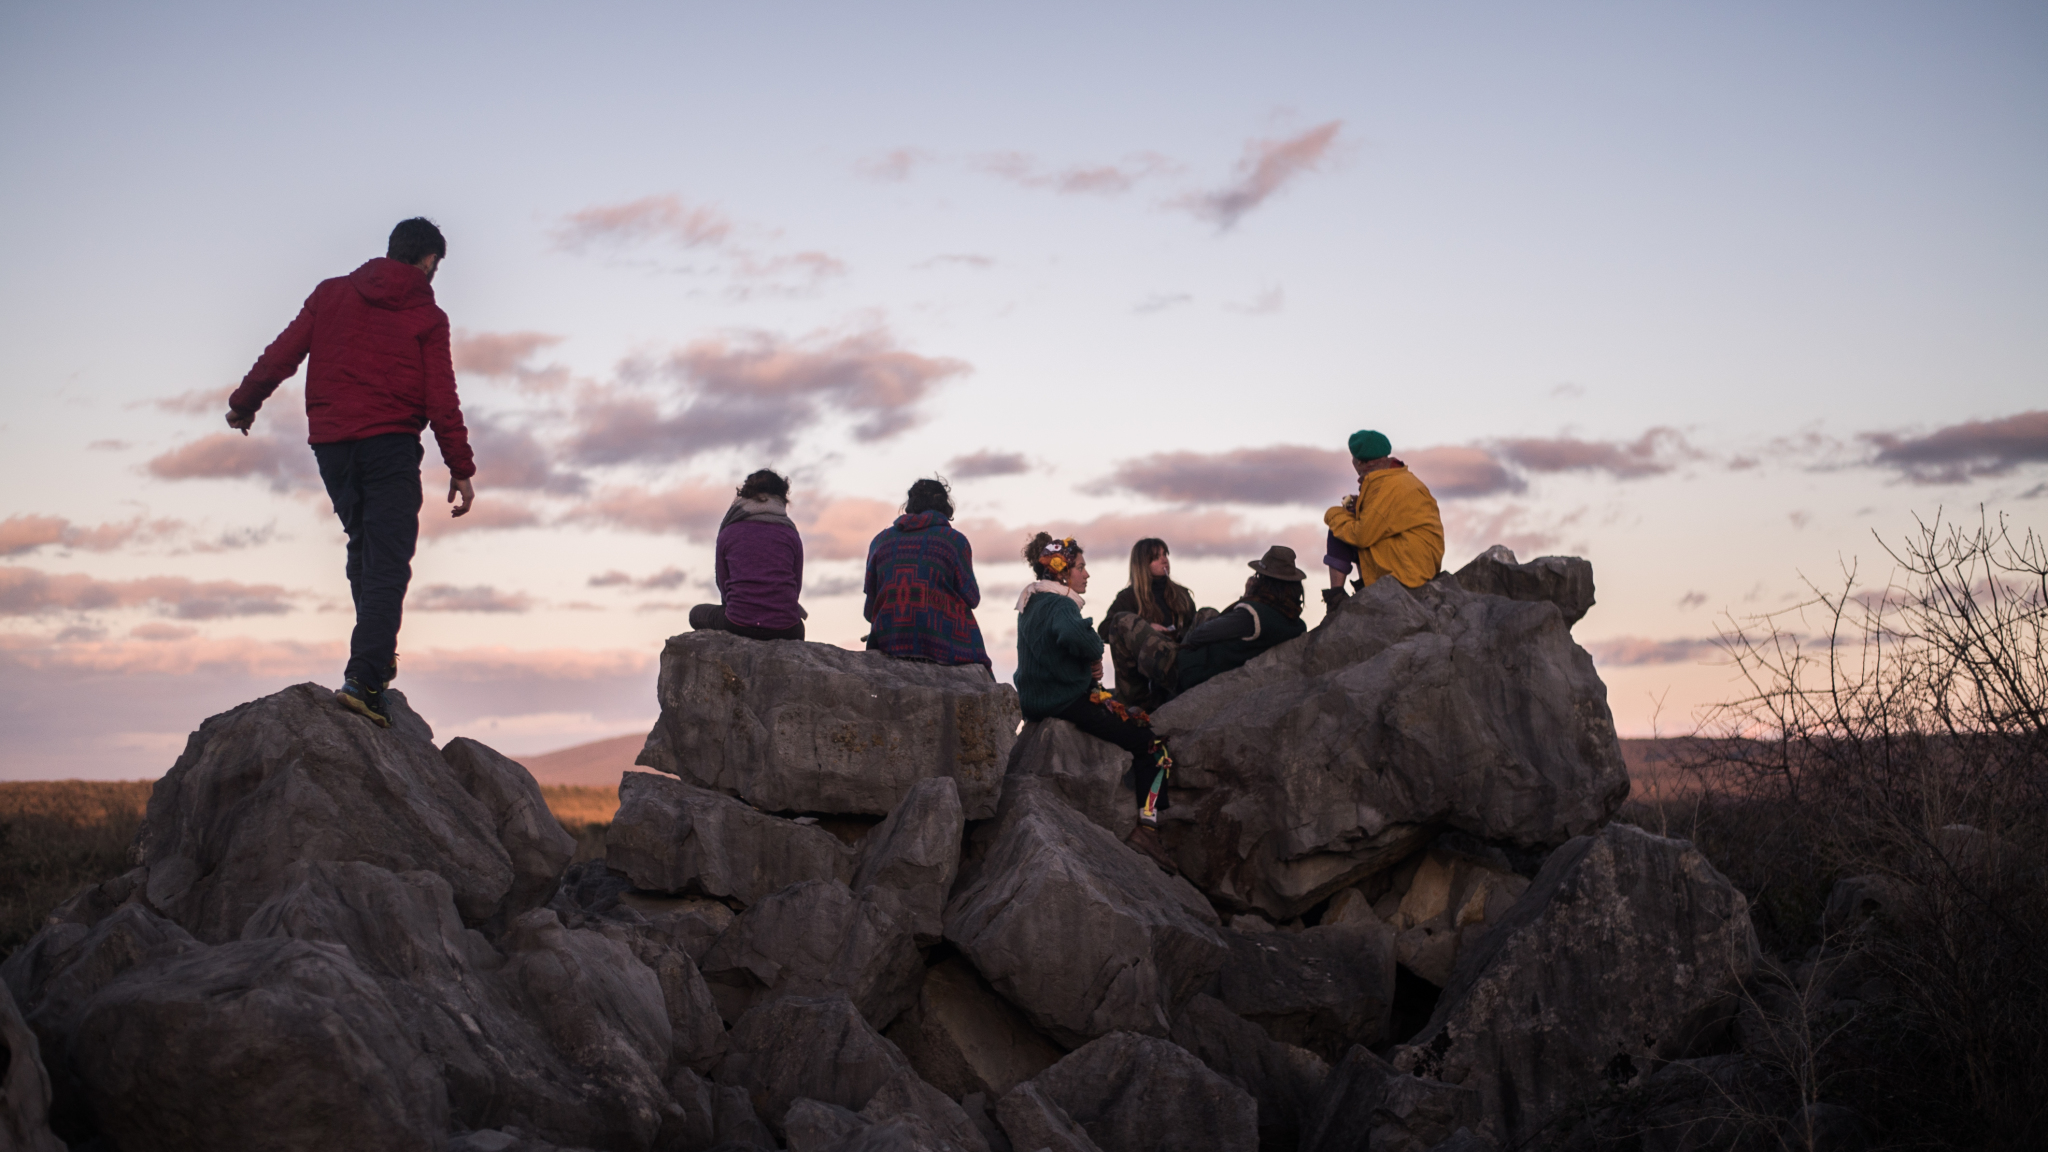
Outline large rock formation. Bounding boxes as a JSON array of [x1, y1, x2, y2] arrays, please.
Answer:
[[606, 770, 854, 905], [1, 975, 65, 1152], [943, 780, 1228, 1047], [1151, 573, 1630, 920], [1394, 822, 1759, 1146], [1452, 545, 1596, 627], [637, 632, 1020, 819], [1015, 1031, 1259, 1152]]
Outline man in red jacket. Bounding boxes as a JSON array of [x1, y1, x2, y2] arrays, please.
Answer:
[[225, 217, 477, 728]]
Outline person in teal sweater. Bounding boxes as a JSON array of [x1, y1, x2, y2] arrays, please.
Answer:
[[1013, 532, 1179, 873]]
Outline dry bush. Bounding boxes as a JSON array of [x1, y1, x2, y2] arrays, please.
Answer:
[[0, 781, 153, 961], [540, 784, 615, 863], [1657, 510, 2048, 1150]]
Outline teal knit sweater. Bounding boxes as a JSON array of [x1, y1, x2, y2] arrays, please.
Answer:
[[1014, 588, 1103, 718]]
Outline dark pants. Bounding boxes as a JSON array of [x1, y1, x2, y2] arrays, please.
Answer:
[[1324, 531, 1359, 576], [690, 603, 805, 641], [313, 434, 423, 688], [1051, 695, 1170, 818]]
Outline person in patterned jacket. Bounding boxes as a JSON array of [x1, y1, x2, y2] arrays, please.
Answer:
[[861, 478, 991, 668]]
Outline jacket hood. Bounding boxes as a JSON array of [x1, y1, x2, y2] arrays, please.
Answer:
[[348, 258, 436, 311], [720, 495, 796, 531], [893, 511, 947, 532]]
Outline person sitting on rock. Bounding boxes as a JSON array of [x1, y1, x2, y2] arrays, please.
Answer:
[[1013, 532, 1180, 873], [862, 477, 990, 668], [1322, 429, 1445, 616], [690, 469, 806, 641], [1100, 545, 1308, 702], [1099, 537, 1201, 710]]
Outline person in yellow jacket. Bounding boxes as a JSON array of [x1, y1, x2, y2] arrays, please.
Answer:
[[1321, 429, 1445, 615]]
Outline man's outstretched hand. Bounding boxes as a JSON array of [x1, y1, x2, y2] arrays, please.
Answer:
[[225, 409, 254, 435], [449, 477, 475, 517]]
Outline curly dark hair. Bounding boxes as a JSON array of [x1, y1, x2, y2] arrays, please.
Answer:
[[905, 477, 953, 518], [736, 469, 790, 500], [1246, 573, 1305, 619], [1022, 531, 1083, 580]]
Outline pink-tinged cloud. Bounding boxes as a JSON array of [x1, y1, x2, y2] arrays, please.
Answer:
[[960, 510, 1320, 574], [411, 584, 533, 613], [465, 412, 586, 495], [555, 195, 732, 250], [1439, 503, 1586, 563], [575, 480, 736, 540], [797, 497, 900, 561], [0, 514, 183, 557], [856, 148, 929, 182], [946, 450, 1031, 480], [1583, 636, 1726, 666], [1404, 446, 1525, 499], [975, 151, 1177, 196], [569, 329, 970, 464], [1491, 427, 1698, 479], [415, 498, 546, 541], [0, 566, 298, 619], [914, 254, 995, 271], [130, 622, 197, 642], [1862, 409, 2048, 484], [1182, 121, 1341, 230], [453, 329, 569, 392], [637, 567, 690, 590], [146, 387, 317, 491], [587, 571, 631, 588], [1099, 445, 1351, 505]]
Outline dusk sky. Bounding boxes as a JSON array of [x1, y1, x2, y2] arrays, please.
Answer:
[[3, 2, 2043, 779]]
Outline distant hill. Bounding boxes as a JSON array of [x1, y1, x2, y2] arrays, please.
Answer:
[[516, 733, 644, 787]]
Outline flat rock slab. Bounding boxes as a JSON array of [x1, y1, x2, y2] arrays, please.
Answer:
[[1170, 994, 1329, 1151], [607, 771, 853, 906], [852, 777, 966, 946], [638, 632, 1019, 819], [1151, 575, 1629, 921], [1024, 1031, 1258, 1152], [1394, 823, 1759, 1147], [885, 956, 1065, 1102], [1452, 546, 1596, 627], [700, 880, 923, 1030], [944, 781, 1227, 1047], [1002, 719, 1135, 841], [1299, 1045, 1480, 1152], [1217, 921, 1398, 1061]]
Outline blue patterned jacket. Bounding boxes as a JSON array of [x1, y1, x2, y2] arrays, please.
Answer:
[[862, 513, 990, 668]]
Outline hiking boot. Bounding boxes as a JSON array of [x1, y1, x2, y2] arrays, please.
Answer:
[[1321, 587, 1348, 616], [384, 654, 399, 686], [1125, 824, 1179, 876], [336, 680, 391, 728]]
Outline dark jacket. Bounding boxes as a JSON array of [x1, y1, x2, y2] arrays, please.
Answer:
[[1104, 577, 1198, 709], [1014, 586, 1102, 719], [1177, 600, 1307, 691], [864, 512, 989, 667], [230, 258, 474, 477], [715, 498, 804, 631]]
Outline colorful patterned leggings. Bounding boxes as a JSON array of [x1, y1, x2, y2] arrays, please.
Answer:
[[1050, 691, 1176, 824]]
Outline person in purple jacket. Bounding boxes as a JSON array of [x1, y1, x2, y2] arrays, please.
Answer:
[[690, 469, 806, 641]]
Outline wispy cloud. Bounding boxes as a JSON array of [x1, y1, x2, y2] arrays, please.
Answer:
[[946, 450, 1031, 480], [1583, 636, 1725, 667], [588, 567, 689, 590], [1490, 428, 1700, 480], [415, 498, 545, 540], [0, 515, 185, 557], [453, 330, 569, 393], [913, 254, 995, 271], [1862, 410, 2048, 484], [574, 480, 736, 540], [145, 386, 318, 492], [0, 566, 298, 619], [553, 194, 733, 250], [855, 148, 930, 182], [465, 412, 587, 495], [1180, 121, 1342, 231], [974, 150, 1178, 196], [567, 328, 970, 465], [1133, 293, 1193, 315], [1404, 446, 1526, 499], [1098, 445, 1350, 505], [796, 497, 900, 561], [1225, 287, 1285, 316], [411, 584, 533, 613]]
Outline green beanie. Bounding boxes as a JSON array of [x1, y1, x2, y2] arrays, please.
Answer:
[[1348, 430, 1392, 461]]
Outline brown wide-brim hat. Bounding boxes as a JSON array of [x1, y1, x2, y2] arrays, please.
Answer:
[[1247, 545, 1307, 582]]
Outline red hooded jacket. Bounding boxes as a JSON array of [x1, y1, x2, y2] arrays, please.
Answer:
[[229, 258, 475, 478]]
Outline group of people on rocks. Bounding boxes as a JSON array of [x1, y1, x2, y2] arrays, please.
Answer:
[[224, 217, 1446, 871]]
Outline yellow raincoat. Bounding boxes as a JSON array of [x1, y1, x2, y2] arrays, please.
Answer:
[[1324, 464, 1445, 587]]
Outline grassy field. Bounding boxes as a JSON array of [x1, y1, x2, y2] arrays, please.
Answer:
[[1, 780, 621, 960]]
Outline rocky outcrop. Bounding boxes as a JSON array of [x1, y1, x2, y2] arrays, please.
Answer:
[[1002, 719, 1135, 840], [943, 781, 1228, 1047], [1151, 574, 1629, 920], [441, 737, 578, 921], [1169, 993, 1329, 1150], [699, 879, 923, 1029], [886, 956, 1065, 1102], [1299, 1045, 1481, 1152], [1369, 844, 1531, 987], [1452, 545, 1596, 627], [1216, 921, 1397, 1061], [606, 770, 854, 905], [1019, 1031, 1259, 1152], [1394, 822, 1758, 1146], [852, 777, 966, 946], [637, 632, 1020, 819], [2, 977, 65, 1152]]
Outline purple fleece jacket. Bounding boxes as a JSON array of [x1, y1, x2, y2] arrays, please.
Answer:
[[715, 519, 804, 630]]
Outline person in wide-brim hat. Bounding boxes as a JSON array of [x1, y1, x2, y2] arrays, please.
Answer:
[[1101, 543, 1311, 707]]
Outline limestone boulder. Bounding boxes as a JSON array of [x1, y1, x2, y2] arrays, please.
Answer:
[[1021, 1031, 1258, 1152], [2, 975, 65, 1152], [943, 781, 1228, 1047], [1169, 993, 1329, 1150], [68, 937, 447, 1152], [1393, 823, 1759, 1147], [1002, 719, 1135, 840], [885, 956, 1065, 1102], [1298, 1045, 1481, 1152], [606, 771, 853, 906], [132, 683, 520, 941], [715, 996, 988, 1151], [1452, 545, 1596, 627], [1370, 846, 1531, 988], [853, 777, 966, 945], [1216, 921, 1398, 1061], [994, 1082, 1104, 1152], [441, 737, 578, 920], [638, 631, 1019, 819], [1150, 574, 1629, 921], [699, 879, 923, 1030]]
